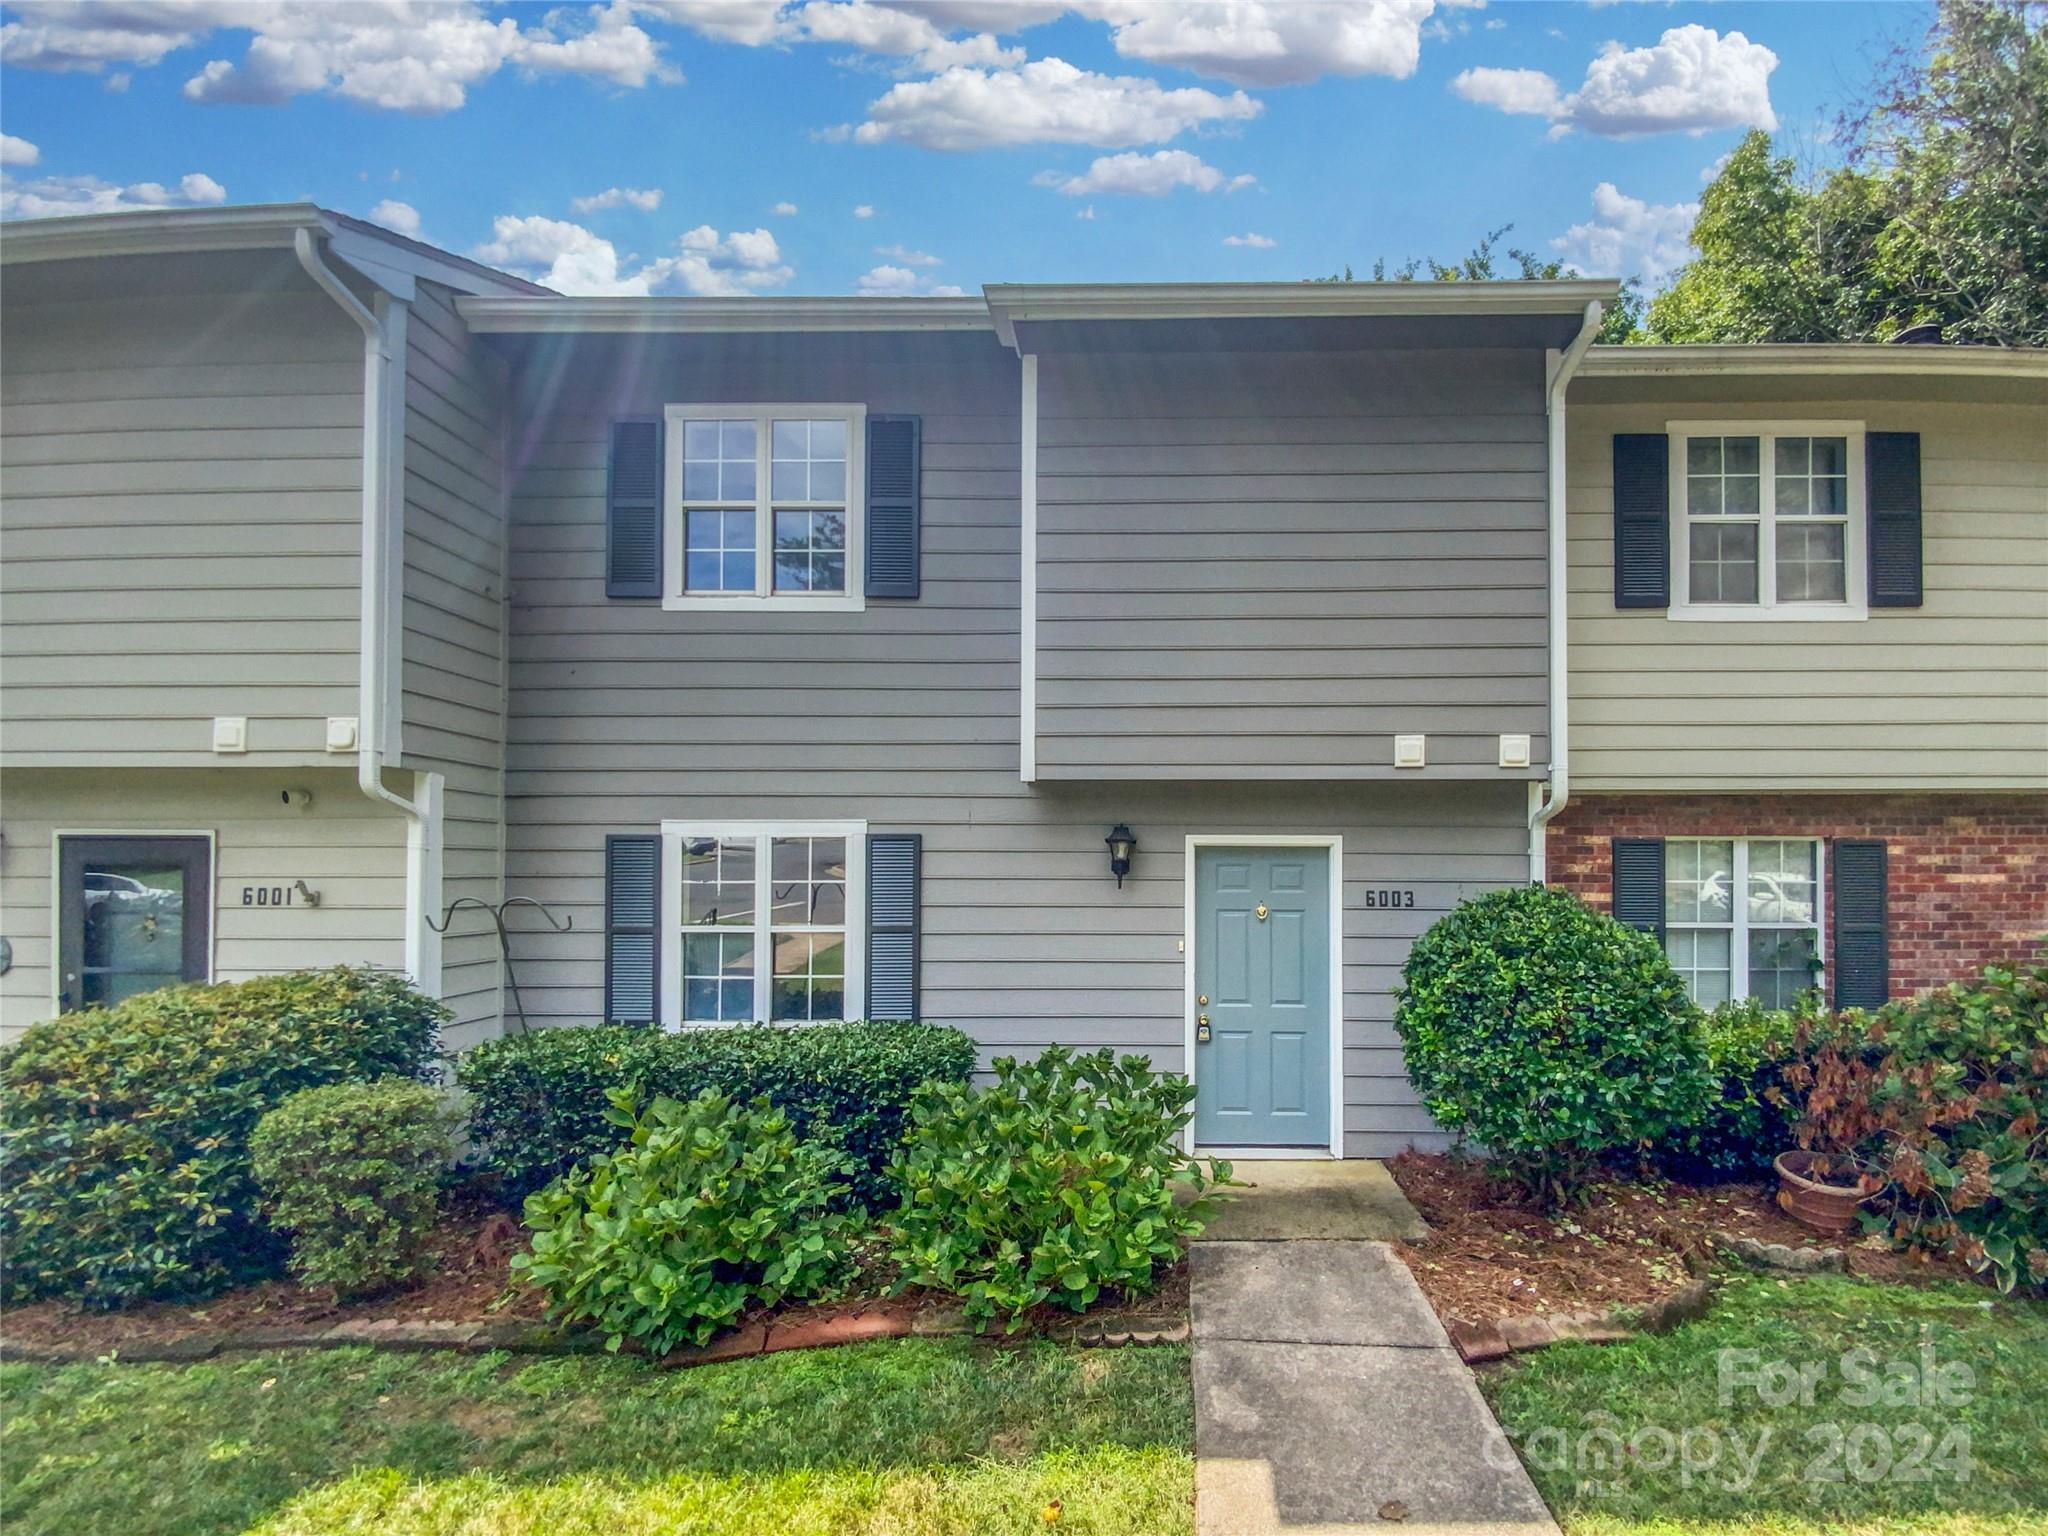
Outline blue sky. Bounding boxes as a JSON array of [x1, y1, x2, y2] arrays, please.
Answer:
[[0, 2, 1928, 297]]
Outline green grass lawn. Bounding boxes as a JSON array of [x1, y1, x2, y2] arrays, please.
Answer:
[[1481, 1272, 2048, 1536], [1, 1339, 1193, 1536]]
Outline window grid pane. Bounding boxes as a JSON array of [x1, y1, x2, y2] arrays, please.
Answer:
[[1662, 837, 1824, 1008], [772, 931, 846, 1021], [769, 837, 846, 927], [773, 509, 848, 594], [680, 837, 755, 927], [683, 931, 755, 1023], [685, 506, 756, 594]]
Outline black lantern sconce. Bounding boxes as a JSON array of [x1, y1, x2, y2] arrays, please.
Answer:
[[1105, 824, 1137, 888]]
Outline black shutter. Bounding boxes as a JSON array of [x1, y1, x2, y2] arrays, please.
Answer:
[[606, 418, 663, 598], [1833, 840, 1890, 1007], [1611, 838, 1666, 939], [866, 833, 921, 1020], [1866, 432, 1923, 607], [604, 834, 660, 1023], [866, 415, 921, 599], [1613, 433, 1671, 609]]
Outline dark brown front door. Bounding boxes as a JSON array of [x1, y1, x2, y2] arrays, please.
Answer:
[[57, 836, 211, 1012]]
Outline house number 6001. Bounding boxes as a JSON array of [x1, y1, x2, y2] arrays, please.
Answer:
[[242, 886, 297, 906]]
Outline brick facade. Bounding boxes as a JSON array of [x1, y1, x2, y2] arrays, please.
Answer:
[[1547, 793, 2048, 1002]]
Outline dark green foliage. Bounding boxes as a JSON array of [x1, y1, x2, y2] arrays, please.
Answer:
[[455, 1020, 975, 1209], [0, 968, 444, 1307], [1395, 887, 1714, 1204], [251, 1079, 453, 1297], [1655, 997, 1801, 1177], [886, 1046, 1229, 1331], [1650, 4, 2047, 347], [515, 1089, 852, 1354], [1783, 960, 2048, 1293]]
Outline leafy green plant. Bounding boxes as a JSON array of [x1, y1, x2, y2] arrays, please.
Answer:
[[456, 1020, 975, 1208], [514, 1088, 852, 1355], [1394, 886, 1713, 1205], [1781, 960, 2048, 1292], [1656, 997, 1802, 1177], [885, 1046, 1229, 1331], [250, 1079, 453, 1297], [0, 968, 444, 1307]]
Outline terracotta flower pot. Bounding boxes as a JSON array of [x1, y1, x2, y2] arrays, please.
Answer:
[[1774, 1151, 1877, 1235]]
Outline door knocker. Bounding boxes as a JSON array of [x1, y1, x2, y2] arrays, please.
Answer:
[[1255, 904, 1268, 921]]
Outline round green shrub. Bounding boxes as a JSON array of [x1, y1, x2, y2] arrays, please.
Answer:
[[1, 967, 446, 1307], [251, 1079, 453, 1297], [514, 1088, 852, 1356], [885, 1046, 1230, 1331], [456, 1020, 976, 1208], [1394, 886, 1712, 1203]]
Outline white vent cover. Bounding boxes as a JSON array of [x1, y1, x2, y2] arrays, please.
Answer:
[[211, 716, 248, 754], [1393, 734, 1426, 769], [1498, 733, 1533, 769]]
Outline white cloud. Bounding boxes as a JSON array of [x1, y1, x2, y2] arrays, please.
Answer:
[[1453, 25, 1777, 139], [4, 1, 680, 114], [853, 203, 875, 217], [1222, 230, 1275, 247], [634, 0, 792, 46], [0, 133, 39, 167], [1701, 150, 1733, 183], [849, 56, 1260, 150], [104, 69, 131, 91], [1484, 17, 1504, 31], [472, 214, 794, 296], [1075, 203, 1095, 220], [1034, 148, 1253, 197], [573, 185, 664, 213], [772, 200, 799, 215], [368, 197, 422, 236], [0, 168, 227, 220], [1551, 181, 1697, 286], [875, 242, 941, 265], [1080, 0, 1434, 88], [855, 262, 966, 296], [796, 0, 1019, 71]]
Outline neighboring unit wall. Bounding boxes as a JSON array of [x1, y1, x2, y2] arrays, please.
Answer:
[[1034, 347, 1551, 779], [1568, 385, 2048, 790], [496, 330, 1524, 1153], [0, 767, 406, 1038], [398, 281, 512, 1048], [1549, 792, 2048, 1000], [0, 258, 366, 765]]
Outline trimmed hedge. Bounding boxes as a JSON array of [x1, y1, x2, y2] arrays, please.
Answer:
[[1, 968, 444, 1307], [455, 1020, 977, 1208], [1655, 997, 1801, 1178]]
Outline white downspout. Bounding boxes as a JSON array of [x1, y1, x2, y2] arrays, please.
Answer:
[[294, 227, 441, 988], [1528, 300, 1605, 884]]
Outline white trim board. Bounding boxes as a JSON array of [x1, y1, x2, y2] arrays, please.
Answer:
[[1019, 352, 1038, 783], [1182, 834, 1346, 1161]]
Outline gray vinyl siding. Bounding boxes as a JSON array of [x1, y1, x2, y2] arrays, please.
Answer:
[[0, 285, 365, 764], [398, 282, 511, 1047], [1034, 347, 1551, 779], [497, 331, 1528, 1152], [0, 767, 405, 1039], [1568, 392, 2048, 790]]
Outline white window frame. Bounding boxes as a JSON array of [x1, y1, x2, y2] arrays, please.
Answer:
[[1665, 836, 1828, 1005], [658, 820, 866, 1029], [1667, 420, 1868, 622], [663, 403, 867, 613]]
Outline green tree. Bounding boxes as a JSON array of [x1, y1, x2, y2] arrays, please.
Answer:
[[1650, 2, 2047, 346], [1318, 224, 1643, 342]]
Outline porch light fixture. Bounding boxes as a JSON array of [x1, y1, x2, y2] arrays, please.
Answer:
[[1105, 824, 1137, 888]]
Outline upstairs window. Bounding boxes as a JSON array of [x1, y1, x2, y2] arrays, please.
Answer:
[[1664, 837, 1825, 1007], [1669, 423, 1866, 620], [666, 405, 865, 611]]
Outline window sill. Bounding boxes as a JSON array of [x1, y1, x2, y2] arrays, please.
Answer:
[[662, 593, 867, 614], [1665, 604, 1869, 623]]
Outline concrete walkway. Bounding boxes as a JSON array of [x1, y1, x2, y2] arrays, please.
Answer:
[[1191, 1162, 1558, 1536]]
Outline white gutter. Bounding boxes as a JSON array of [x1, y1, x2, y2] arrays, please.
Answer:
[[1528, 299, 1606, 884], [294, 228, 441, 987]]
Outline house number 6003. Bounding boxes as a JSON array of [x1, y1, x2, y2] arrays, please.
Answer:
[[1362, 890, 1417, 908]]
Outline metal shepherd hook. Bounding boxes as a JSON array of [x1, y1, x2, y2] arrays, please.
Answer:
[[426, 896, 571, 1035]]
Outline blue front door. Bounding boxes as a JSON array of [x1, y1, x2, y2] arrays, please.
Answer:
[[1193, 845, 1332, 1149]]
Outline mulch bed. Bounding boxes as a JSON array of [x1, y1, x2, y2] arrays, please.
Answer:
[[1387, 1150, 1970, 1331], [1, 1190, 1192, 1361]]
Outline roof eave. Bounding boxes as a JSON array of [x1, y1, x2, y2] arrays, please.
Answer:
[[1580, 343, 2048, 379], [456, 295, 995, 334]]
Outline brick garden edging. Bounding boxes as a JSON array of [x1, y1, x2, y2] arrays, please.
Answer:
[[0, 1305, 1189, 1370]]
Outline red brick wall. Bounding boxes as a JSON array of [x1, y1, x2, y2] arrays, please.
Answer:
[[1547, 793, 2048, 1001]]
